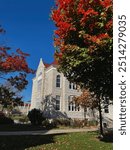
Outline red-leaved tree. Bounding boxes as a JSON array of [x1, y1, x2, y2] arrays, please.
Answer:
[[0, 25, 34, 109], [52, 0, 113, 136]]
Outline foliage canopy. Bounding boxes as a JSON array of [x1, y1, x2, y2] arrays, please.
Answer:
[[52, 0, 113, 99]]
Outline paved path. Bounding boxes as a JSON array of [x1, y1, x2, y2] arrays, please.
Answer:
[[0, 128, 98, 136]]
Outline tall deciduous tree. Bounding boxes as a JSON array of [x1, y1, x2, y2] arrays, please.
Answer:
[[0, 25, 34, 109], [52, 0, 113, 135]]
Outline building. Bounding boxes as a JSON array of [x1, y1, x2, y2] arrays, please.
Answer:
[[17, 102, 31, 115], [31, 59, 113, 127]]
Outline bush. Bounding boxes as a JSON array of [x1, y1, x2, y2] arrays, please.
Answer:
[[87, 120, 98, 126], [18, 115, 29, 123], [28, 109, 45, 125], [42, 120, 50, 128], [42, 118, 71, 129], [0, 115, 14, 124], [53, 118, 71, 127], [43, 119, 57, 129], [42, 118, 98, 128], [70, 119, 84, 128], [69, 119, 98, 128], [11, 115, 29, 123]]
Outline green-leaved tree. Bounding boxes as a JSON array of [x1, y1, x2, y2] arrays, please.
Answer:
[[51, 0, 113, 135]]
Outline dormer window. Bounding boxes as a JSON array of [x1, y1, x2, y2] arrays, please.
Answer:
[[56, 75, 60, 87]]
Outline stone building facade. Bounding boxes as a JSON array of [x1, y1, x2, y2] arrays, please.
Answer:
[[31, 59, 113, 126]]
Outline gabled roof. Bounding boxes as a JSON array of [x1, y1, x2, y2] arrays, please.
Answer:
[[44, 59, 58, 68]]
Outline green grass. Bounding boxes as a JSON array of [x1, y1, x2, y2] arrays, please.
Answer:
[[0, 132, 112, 150]]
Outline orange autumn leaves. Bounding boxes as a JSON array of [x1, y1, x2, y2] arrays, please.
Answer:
[[52, 0, 112, 56], [0, 26, 34, 93], [73, 89, 98, 109], [0, 47, 33, 73]]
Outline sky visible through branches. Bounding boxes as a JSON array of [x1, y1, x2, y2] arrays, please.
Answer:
[[0, 0, 55, 102]]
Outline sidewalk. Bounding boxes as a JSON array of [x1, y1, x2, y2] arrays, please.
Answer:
[[0, 128, 98, 136]]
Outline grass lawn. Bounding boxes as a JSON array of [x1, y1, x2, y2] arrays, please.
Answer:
[[0, 132, 112, 150]]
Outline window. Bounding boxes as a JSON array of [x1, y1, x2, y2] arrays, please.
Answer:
[[56, 75, 60, 87], [55, 95, 60, 110], [68, 96, 80, 111], [69, 82, 72, 89], [104, 105, 109, 113], [69, 82, 77, 90], [103, 123, 107, 128], [37, 79, 42, 98], [103, 97, 109, 113]]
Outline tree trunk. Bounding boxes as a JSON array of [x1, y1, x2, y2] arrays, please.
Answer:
[[98, 97, 103, 136], [84, 107, 87, 120]]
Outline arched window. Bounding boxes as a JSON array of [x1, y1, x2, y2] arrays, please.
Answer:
[[56, 75, 60, 87]]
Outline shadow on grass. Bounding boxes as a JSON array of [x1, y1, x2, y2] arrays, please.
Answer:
[[97, 131, 113, 143], [100, 134, 113, 143], [0, 133, 66, 150], [0, 124, 47, 132]]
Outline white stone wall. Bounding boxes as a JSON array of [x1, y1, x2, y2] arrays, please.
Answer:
[[30, 78, 37, 109], [31, 59, 45, 109], [45, 66, 55, 96], [31, 59, 113, 124]]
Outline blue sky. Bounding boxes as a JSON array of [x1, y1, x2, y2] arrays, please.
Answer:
[[0, 0, 56, 102]]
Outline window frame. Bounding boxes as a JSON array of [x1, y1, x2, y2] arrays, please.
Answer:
[[55, 95, 60, 110], [56, 75, 61, 88], [68, 95, 80, 112], [104, 105, 109, 113]]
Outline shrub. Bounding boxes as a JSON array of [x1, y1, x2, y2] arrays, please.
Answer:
[[43, 119, 57, 129], [42, 120, 50, 128], [53, 118, 71, 127], [18, 115, 29, 123], [87, 120, 98, 126], [70, 119, 84, 128], [28, 109, 45, 125], [60, 118, 71, 126], [42, 118, 71, 129], [69, 119, 98, 128]]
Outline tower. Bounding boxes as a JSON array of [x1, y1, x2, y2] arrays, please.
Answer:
[[31, 58, 45, 109]]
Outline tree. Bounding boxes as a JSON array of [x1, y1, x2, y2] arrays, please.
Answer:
[[0, 85, 23, 111], [51, 0, 113, 136], [0, 25, 34, 109], [74, 89, 97, 119]]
